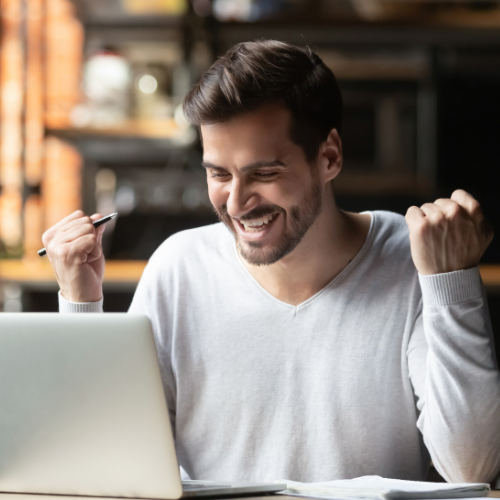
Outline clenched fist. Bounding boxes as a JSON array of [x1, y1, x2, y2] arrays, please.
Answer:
[[41, 210, 106, 303], [405, 190, 494, 276]]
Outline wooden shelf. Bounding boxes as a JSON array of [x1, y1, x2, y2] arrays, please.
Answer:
[[0, 259, 147, 289], [69, 0, 185, 27], [479, 265, 500, 289], [47, 119, 184, 140], [45, 120, 196, 163], [1, 260, 500, 290], [215, 23, 500, 50]]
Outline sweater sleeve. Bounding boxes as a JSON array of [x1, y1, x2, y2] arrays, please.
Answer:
[[407, 267, 500, 483], [58, 290, 103, 312]]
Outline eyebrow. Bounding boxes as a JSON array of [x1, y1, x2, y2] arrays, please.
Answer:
[[201, 160, 286, 174]]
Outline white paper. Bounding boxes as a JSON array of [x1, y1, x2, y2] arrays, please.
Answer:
[[277, 475, 490, 500]]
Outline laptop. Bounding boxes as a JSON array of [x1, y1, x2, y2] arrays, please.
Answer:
[[0, 313, 286, 499]]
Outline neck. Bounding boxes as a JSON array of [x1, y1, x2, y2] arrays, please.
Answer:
[[239, 191, 371, 306]]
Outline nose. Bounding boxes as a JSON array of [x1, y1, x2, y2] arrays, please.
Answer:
[[226, 177, 258, 219]]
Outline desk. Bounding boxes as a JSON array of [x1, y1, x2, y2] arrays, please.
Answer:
[[0, 493, 498, 500]]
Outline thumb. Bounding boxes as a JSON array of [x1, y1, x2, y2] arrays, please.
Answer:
[[90, 213, 104, 222]]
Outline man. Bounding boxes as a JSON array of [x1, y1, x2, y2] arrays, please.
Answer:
[[43, 40, 500, 484]]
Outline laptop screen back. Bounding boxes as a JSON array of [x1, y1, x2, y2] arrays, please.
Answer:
[[0, 313, 182, 499]]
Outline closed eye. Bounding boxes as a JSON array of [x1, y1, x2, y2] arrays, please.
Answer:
[[209, 170, 230, 179], [254, 172, 277, 179]]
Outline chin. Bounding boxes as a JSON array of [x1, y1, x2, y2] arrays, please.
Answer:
[[237, 237, 296, 266]]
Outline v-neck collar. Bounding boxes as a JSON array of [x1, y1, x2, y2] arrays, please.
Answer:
[[232, 211, 376, 312]]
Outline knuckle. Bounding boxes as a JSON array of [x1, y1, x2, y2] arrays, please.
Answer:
[[41, 230, 50, 246], [79, 215, 92, 225], [42, 224, 56, 239], [448, 203, 461, 218], [405, 207, 417, 220], [452, 188, 466, 198], [433, 211, 445, 224], [470, 200, 482, 217]]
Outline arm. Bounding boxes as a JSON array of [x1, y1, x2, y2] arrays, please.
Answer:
[[42, 210, 106, 311], [407, 269, 500, 483], [406, 190, 500, 482]]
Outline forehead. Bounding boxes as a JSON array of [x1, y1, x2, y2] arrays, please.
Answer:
[[201, 104, 296, 166]]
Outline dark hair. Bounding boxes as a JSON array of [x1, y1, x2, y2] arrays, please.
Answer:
[[183, 39, 343, 162]]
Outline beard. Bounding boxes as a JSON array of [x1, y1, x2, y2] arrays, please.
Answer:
[[214, 175, 323, 266]]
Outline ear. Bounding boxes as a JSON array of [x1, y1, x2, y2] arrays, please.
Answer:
[[317, 128, 342, 183]]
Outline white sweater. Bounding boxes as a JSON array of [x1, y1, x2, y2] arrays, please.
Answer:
[[60, 211, 500, 484]]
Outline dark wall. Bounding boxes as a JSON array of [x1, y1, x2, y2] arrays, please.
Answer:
[[437, 76, 500, 263]]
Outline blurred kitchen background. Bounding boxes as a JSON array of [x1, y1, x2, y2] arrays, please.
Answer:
[[0, 0, 500, 337]]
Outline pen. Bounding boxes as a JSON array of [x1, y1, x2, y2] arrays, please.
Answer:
[[37, 213, 118, 257]]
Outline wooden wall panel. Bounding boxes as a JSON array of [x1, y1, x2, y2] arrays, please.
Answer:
[[0, 0, 84, 256], [0, 0, 23, 250], [25, 0, 45, 187]]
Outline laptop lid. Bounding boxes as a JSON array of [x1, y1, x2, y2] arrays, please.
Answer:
[[0, 313, 183, 499]]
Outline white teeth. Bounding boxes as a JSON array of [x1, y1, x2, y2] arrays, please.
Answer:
[[239, 213, 277, 232]]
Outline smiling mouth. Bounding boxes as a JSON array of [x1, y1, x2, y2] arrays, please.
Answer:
[[236, 212, 279, 233]]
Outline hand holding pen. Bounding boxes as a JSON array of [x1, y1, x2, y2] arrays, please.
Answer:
[[38, 213, 117, 256], [40, 211, 117, 303]]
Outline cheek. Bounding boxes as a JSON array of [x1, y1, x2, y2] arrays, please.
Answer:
[[266, 177, 305, 208], [207, 180, 226, 208]]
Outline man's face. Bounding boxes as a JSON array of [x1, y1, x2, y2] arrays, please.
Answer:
[[201, 104, 324, 266]]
